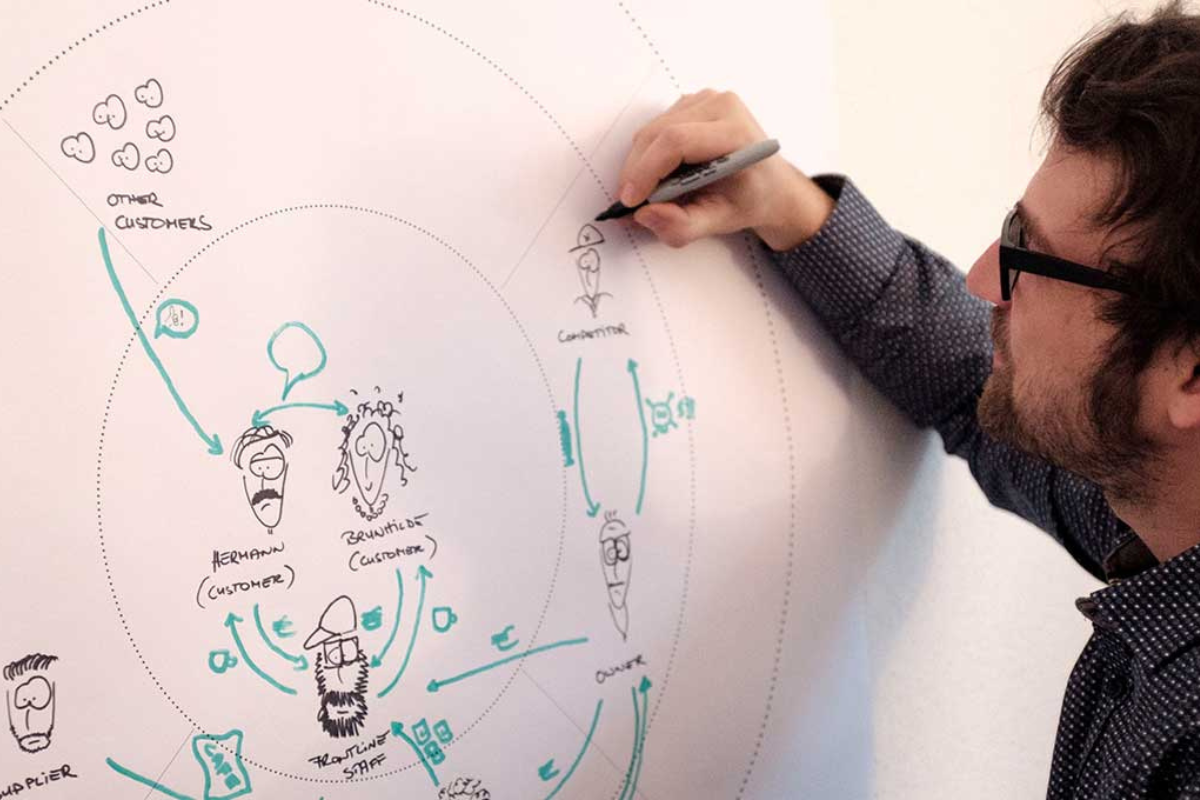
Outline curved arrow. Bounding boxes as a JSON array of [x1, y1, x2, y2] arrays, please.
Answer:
[[252, 400, 348, 428], [618, 677, 651, 800], [390, 722, 439, 787], [106, 758, 196, 800], [574, 358, 600, 516], [628, 359, 649, 515], [542, 698, 603, 800], [427, 636, 589, 693], [99, 227, 222, 455], [377, 565, 432, 698], [225, 612, 296, 695], [252, 604, 308, 671], [371, 568, 404, 668]]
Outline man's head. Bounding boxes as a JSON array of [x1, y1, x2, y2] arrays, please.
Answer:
[[4, 654, 57, 753], [968, 1, 1200, 507], [232, 425, 293, 533], [304, 596, 369, 739], [599, 512, 632, 609]]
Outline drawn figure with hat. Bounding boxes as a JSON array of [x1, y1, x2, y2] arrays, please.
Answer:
[[304, 595, 370, 738]]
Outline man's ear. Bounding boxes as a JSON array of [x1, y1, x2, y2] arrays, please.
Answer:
[[1166, 339, 1200, 431]]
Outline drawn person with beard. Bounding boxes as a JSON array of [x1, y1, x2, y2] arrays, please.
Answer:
[[231, 425, 293, 535], [304, 595, 370, 739]]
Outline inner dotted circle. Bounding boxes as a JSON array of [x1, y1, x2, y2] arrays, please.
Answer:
[[96, 204, 568, 783]]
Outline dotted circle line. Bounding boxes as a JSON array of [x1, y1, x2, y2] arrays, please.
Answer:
[[733, 235, 798, 800], [363, 0, 700, 771], [97, 202, 569, 784], [0, 1, 172, 114]]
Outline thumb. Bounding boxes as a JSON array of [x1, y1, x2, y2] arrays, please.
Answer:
[[633, 194, 739, 248]]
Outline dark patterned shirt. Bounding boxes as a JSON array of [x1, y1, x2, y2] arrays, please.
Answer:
[[769, 175, 1200, 799]]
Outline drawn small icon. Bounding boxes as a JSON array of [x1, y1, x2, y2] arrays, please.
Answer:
[[431, 607, 458, 634], [333, 393, 416, 521], [135, 78, 164, 108], [4, 654, 58, 754], [490, 625, 518, 652], [207, 649, 238, 674], [61, 132, 95, 163], [92, 93, 127, 129], [231, 425, 293, 535], [599, 512, 633, 641], [146, 114, 176, 142], [438, 776, 491, 799], [112, 142, 140, 170], [571, 224, 612, 318], [361, 605, 384, 632], [646, 392, 678, 437], [145, 148, 174, 174], [305, 596, 370, 739]]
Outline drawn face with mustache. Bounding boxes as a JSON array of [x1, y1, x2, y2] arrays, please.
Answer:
[[232, 426, 293, 534], [314, 644, 369, 739]]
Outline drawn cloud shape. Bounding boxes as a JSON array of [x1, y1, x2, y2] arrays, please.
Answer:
[[112, 142, 140, 170], [145, 148, 173, 174], [61, 132, 95, 163], [134, 78, 163, 108], [92, 94, 126, 129], [146, 115, 176, 142]]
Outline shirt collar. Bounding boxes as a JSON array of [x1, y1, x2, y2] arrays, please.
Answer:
[[1080, 537, 1200, 673]]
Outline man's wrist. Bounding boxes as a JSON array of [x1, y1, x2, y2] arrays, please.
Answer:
[[753, 167, 836, 252]]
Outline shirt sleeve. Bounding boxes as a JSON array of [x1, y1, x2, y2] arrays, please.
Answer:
[[767, 175, 1122, 581]]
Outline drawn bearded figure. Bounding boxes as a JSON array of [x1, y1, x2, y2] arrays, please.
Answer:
[[332, 395, 415, 521], [305, 596, 370, 739]]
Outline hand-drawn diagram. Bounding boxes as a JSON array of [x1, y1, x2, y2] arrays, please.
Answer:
[[305, 596, 371, 738], [598, 513, 633, 641], [0, 1, 838, 796], [333, 394, 416, 521], [230, 425, 293, 535], [3, 654, 58, 754]]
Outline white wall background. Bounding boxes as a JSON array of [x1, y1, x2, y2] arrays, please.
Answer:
[[825, 2, 1157, 798]]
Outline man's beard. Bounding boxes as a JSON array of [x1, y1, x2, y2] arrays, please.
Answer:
[[977, 307, 1162, 505], [314, 654, 369, 739]]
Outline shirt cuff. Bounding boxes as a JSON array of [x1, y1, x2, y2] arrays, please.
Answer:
[[767, 175, 907, 327]]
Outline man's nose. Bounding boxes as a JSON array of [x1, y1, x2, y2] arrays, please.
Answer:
[[966, 238, 1009, 307]]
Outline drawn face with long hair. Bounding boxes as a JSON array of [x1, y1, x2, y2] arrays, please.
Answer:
[[333, 397, 415, 520]]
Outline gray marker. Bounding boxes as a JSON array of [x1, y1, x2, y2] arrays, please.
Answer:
[[595, 138, 781, 222]]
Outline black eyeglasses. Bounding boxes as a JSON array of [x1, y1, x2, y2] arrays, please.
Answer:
[[998, 206, 1137, 302]]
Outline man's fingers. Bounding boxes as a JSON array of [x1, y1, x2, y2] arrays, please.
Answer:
[[618, 91, 731, 193], [633, 193, 740, 248], [620, 120, 749, 206]]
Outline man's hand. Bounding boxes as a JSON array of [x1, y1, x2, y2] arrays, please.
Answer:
[[616, 90, 834, 251]]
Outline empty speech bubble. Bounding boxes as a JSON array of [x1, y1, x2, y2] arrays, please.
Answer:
[[267, 321, 327, 401]]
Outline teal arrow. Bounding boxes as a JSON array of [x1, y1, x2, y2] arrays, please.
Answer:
[[252, 603, 308, 671], [390, 722, 439, 787], [427, 636, 588, 693], [106, 758, 196, 800], [377, 565, 432, 698], [99, 227, 222, 455], [541, 698, 603, 800], [251, 400, 348, 428], [574, 358, 601, 517], [225, 612, 296, 695], [617, 677, 651, 800], [370, 568, 404, 668], [628, 359, 649, 515]]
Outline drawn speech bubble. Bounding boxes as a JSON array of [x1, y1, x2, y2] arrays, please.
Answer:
[[267, 321, 327, 401], [154, 298, 199, 339]]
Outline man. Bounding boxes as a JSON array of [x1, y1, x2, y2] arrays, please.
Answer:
[[598, 511, 633, 641], [230, 424, 293, 535], [304, 595, 371, 739], [614, 3, 1200, 795]]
